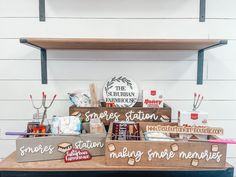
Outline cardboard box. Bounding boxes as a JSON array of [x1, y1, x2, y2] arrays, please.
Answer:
[[143, 90, 164, 108], [178, 111, 208, 126], [105, 122, 227, 168], [16, 123, 106, 162]]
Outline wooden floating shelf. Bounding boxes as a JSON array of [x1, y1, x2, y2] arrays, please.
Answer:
[[20, 38, 225, 50], [20, 38, 228, 85]]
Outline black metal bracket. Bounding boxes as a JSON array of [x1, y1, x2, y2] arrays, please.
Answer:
[[39, 0, 45, 21], [197, 40, 228, 85], [197, 49, 204, 84], [199, 0, 206, 22], [41, 49, 47, 84], [20, 39, 47, 84]]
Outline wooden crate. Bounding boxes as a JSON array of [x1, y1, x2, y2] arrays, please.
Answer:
[[105, 122, 227, 168], [69, 103, 171, 126], [16, 123, 106, 162]]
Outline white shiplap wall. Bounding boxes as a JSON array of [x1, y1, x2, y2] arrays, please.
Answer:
[[0, 0, 236, 173]]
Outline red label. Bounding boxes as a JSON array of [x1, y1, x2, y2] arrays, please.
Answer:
[[150, 90, 156, 96], [144, 99, 161, 105], [64, 148, 92, 163], [191, 113, 199, 120]]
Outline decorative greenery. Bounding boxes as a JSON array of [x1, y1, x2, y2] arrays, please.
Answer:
[[104, 76, 133, 94]]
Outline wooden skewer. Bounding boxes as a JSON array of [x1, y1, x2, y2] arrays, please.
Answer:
[[41, 93, 57, 125], [90, 83, 98, 107]]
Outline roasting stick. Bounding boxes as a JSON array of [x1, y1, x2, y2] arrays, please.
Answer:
[[90, 83, 98, 107], [193, 92, 197, 111], [192, 93, 204, 111], [41, 92, 57, 125], [195, 96, 203, 110], [5, 132, 82, 136], [30, 94, 43, 120]]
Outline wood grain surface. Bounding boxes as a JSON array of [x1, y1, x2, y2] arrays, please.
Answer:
[[0, 152, 233, 172], [21, 38, 224, 50]]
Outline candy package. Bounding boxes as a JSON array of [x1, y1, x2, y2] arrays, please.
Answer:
[[51, 116, 82, 134], [112, 122, 140, 140], [89, 118, 105, 134], [144, 132, 174, 142], [68, 91, 91, 107]]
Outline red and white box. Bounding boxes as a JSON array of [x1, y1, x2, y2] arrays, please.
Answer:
[[142, 89, 164, 108], [178, 111, 208, 126], [178, 111, 208, 140]]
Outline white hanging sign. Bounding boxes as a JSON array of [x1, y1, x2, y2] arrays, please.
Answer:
[[103, 76, 139, 107]]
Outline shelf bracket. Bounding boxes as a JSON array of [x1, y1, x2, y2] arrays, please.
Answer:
[[197, 49, 204, 85], [41, 49, 47, 84], [39, 0, 46, 21], [199, 0, 206, 22], [197, 40, 228, 85]]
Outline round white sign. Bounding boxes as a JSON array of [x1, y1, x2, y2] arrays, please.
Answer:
[[103, 76, 139, 107]]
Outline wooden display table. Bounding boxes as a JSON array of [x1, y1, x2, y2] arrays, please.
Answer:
[[0, 152, 234, 177]]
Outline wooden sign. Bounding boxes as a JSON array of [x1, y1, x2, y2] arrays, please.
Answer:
[[105, 122, 227, 168], [146, 125, 224, 136], [16, 123, 106, 162], [64, 149, 91, 163], [69, 105, 171, 125], [103, 76, 139, 107]]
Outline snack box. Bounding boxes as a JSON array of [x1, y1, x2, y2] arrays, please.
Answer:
[[178, 110, 208, 140], [142, 89, 164, 108], [105, 122, 227, 168], [178, 110, 208, 126], [16, 123, 106, 162], [69, 102, 171, 126]]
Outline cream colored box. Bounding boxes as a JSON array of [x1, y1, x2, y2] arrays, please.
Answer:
[[178, 111, 208, 126], [142, 89, 164, 108]]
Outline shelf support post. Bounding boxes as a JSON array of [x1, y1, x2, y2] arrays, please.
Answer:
[[197, 49, 204, 85], [199, 0, 206, 22], [39, 0, 45, 21], [41, 48, 47, 84]]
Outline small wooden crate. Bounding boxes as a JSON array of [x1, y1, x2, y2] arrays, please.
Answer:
[[69, 103, 171, 126], [16, 123, 106, 162], [105, 122, 227, 168]]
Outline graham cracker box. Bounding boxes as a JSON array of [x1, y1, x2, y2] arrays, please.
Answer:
[[178, 111, 208, 126], [178, 111, 208, 140], [142, 89, 164, 108], [16, 123, 106, 162]]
